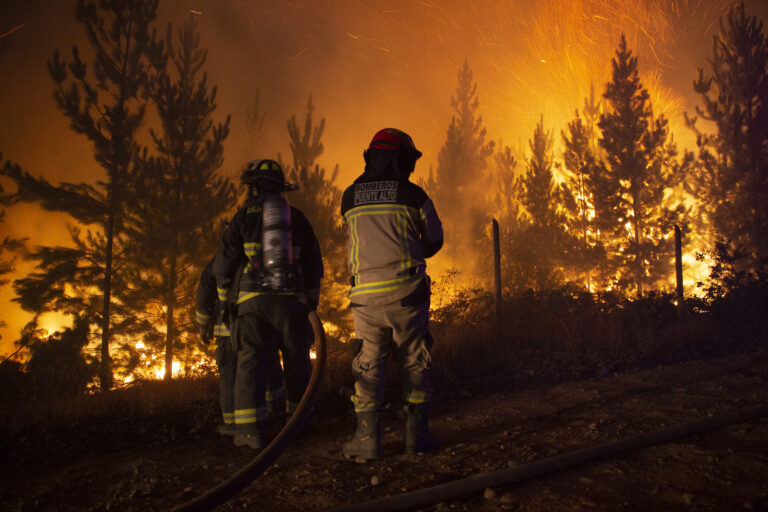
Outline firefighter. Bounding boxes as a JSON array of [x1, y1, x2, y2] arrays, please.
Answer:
[[195, 256, 286, 436], [213, 159, 323, 450], [340, 128, 443, 461]]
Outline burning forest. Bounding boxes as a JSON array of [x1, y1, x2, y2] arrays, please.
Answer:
[[1, 1, 767, 511]]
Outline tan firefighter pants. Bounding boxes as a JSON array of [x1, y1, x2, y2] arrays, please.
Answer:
[[350, 300, 434, 412]]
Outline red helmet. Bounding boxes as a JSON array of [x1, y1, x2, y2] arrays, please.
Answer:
[[367, 128, 422, 159]]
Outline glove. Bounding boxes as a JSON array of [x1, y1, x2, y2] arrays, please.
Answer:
[[199, 322, 212, 345], [306, 288, 320, 311]]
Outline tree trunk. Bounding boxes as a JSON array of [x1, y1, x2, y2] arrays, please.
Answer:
[[632, 191, 643, 298], [100, 205, 115, 390], [492, 218, 501, 337], [675, 225, 686, 319], [164, 255, 177, 381]]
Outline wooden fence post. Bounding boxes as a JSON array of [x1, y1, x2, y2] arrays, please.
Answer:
[[674, 225, 686, 318], [492, 218, 502, 336]]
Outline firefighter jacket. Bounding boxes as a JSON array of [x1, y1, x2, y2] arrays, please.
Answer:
[[340, 172, 443, 306], [196, 257, 230, 338], [213, 199, 323, 314]]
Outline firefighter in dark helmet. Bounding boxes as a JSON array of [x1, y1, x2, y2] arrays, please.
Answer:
[[340, 128, 443, 461], [195, 255, 286, 436], [213, 159, 323, 449]]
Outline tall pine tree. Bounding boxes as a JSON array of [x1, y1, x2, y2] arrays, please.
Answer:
[[280, 97, 344, 271], [514, 116, 568, 289], [597, 35, 682, 295], [491, 142, 525, 292], [280, 97, 348, 336], [561, 111, 606, 289], [688, 2, 768, 272], [6, 0, 163, 388], [129, 15, 234, 380], [435, 59, 495, 266]]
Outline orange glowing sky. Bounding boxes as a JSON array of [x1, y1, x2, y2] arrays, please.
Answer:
[[2, 0, 767, 357]]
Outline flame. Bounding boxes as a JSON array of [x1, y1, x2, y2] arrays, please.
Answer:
[[321, 320, 340, 338], [38, 311, 71, 338], [153, 361, 181, 380]]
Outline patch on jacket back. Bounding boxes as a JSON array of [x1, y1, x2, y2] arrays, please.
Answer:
[[354, 181, 398, 204]]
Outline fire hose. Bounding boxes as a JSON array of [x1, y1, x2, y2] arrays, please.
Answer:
[[174, 310, 327, 512], [328, 404, 768, 512]]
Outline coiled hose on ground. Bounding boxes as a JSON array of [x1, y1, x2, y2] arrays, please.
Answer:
[[174, 310, 327, 512]]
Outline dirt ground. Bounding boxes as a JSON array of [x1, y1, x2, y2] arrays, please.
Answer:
[[3, 348, 768, 512]]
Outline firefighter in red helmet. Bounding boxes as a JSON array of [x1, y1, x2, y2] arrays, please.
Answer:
[[340, 128, 444, 461]]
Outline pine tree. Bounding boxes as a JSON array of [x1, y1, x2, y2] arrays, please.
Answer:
[[598, 35, 682, 296], [129, 16, 234, 380], [493, 142, 521, 236], [582, 83, 604, 159], [514, 116, 568, 289], [522, 116, 557, 228], [561, 111, 606, 288], [245, 89, 267, 156], [0, 155, 24, 290], [5, 0, 164, 389], [687, 2, 768, 271], [435, 59, 495, 265], [281, 96, 345, 275], [9, 223, 150, 379], [0, 155, 26, 344], [280, 98, 349, 337], [491, 142, 524, 292]]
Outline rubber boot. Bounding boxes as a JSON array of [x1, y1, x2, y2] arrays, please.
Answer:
[[267, 395, 286, 420], [405, 403, 437, 454], [342, 411, 381, 462], [233, 423, 266, 450], [216, 422, 237, 437]]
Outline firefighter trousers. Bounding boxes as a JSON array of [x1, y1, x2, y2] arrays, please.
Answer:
[[214, 336, 236, 425], [215, 335, 284, 426], [350, 300, 434, 413], [233, 295, 313, 433]]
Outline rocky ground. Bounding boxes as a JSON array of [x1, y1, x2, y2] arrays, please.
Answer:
[[2, 348, 768, 512]]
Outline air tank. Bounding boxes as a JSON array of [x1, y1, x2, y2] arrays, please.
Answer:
[[262, 195, 293, 290]]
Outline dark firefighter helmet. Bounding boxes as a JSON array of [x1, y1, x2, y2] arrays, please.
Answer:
[[365, 128, 422, 160], [241, 159, 297, 193], [363, 128, 422, 177]]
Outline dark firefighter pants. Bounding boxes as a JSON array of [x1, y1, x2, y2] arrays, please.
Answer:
[[233, 296, 313, 433], [350, 300, 434, 413], [214, 336, 236, 425], [215, 336, 284, 426]]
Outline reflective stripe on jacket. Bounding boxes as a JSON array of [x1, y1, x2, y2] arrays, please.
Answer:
[[341, 178, 443, 306], [196, 257, 230, 338], [213, 199, 323, 312]]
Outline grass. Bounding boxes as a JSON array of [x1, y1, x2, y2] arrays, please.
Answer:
[[1, 281, 766, 440]]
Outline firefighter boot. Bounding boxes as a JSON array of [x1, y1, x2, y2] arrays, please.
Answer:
[[342, 411, 381, 462], [233, 423, 266, 450], [216, 423, 237, 437], [405, 403, 437, 454], [267, 395, 286, 420]]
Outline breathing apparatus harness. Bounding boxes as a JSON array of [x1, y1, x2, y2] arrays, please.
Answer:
[[241, 159, 298, 292]]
